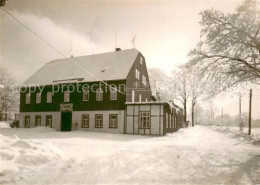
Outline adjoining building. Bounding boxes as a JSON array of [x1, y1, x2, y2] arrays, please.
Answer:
[[19, 48, 184, 135]]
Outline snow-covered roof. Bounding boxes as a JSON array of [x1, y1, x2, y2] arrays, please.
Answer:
[[24, 49, 140, 85]]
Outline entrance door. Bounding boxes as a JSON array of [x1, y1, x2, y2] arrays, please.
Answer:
[[61, 111, 72, 131]]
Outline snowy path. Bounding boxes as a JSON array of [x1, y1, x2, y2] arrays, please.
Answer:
[[0, 124, 260, 185]]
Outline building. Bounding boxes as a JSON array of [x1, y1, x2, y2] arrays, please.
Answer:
[[19, 48, 184, 135]]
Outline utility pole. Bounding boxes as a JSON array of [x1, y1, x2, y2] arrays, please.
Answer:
[[239, 95, 243, 131], [221, 108, 223, 127], [248, 89, 252, 135]]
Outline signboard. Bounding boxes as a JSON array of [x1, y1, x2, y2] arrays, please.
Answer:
[[60, 104, 73, 112]]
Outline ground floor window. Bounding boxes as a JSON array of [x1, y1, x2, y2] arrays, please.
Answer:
[[46, 115, 52, 128], [139, 112, 150, 128], [174, 115, 177, 128], [109, 114, 118, 128], [35, 115, 41, 127], [24, 115, 30, 127], [82, 114, 89, 128], [95, 114, 103, 128]]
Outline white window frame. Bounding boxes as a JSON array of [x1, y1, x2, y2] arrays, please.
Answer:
[[109, 114, 118, 128], [96, 88, 103, 101], [82, 114, 89, 128], [35, 115, 41, 126], [83, 87, 89, 101], [64, 91, 70, 102], [142, 75, 146, 85], [132, 90, 135, 102], [139, 112, 150, 128], [36, 92, 41, 104], [135, 69, 140, 80], [46, 115, 52, 128], [25, 115, 30, 127], [110, 86, 117, 100], [95, 114, 103, 128], [47, 92, 52, 103], [26, 93, 30, 104]]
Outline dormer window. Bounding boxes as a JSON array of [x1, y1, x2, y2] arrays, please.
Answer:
[[64, 91, 70, 102], [36, 93, 41, 104], [26, 93, 30, 104]]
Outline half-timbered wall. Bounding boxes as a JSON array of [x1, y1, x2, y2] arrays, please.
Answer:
[[126, 104, 164, 135]]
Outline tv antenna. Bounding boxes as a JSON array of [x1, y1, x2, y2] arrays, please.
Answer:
[[131, 35, 137, 48]]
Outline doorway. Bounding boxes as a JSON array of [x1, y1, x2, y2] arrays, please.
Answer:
[[61, 111, 72, 131]]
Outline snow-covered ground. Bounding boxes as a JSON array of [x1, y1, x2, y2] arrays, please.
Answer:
[[0, 122, 260, 185]]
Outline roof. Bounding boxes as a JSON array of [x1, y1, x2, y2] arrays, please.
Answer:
[[126, 101, 183, 113], [24, 49, 140, 85]]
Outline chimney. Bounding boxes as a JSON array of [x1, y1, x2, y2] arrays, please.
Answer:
[[115, 48, 121, 51]]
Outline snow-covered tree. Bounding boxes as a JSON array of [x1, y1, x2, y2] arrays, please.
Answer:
[[0, 68, 19, 120]]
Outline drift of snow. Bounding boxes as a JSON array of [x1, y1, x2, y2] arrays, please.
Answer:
[[0, 123, 260, 185]]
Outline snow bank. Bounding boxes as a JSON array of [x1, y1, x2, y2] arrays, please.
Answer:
[[212, 126, 260, 145], [0, 125, 260, 184], [0, 121, 11, 128]]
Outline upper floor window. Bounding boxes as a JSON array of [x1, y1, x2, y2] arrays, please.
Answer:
[[135, 69, 140, 80], [96, 88, 103, 101], [47, 92, 52, 103], [26, 93, 30, 104], [95, 114, 103, 128], [82, 114, 89, 128], [46, 115, 52, 128], [110, 86, 117, 100], [140, 57, 143, 65], [36, 92, 41, 104], [109, 114, 118, 128], [83, 87, 89, 101], [24, 115, 30, 127], [142, 75, 146, 85], [139, 112, 150, 128], [64, 91, 70, 102]]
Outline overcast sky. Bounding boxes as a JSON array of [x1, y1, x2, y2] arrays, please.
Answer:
[[1, 0, 260, 119]]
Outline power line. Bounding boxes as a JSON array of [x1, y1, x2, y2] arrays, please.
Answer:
[[0, 7, 125, 95]]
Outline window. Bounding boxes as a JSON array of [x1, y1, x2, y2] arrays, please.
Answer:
[[109, 114, 118, 128], [110, 86, 117, 100], [83, 87, 89, 101], [132, 90, 135, 102], [46, 115, 52, 128], [139, 112, 150, 128], [96, 88, 103, 101], [169, 114, 172, 128], [174, 116, 177, 128], [35, 115, 41, 127], [36, 93, 41, 104], [26, 93, 30, 104], [140, 57, 143, 65], [135, 69, 140, 80], [64, 91, 70, 102], [47, 92, 52, 103], [24, 115, 30, 127], [165, 113, 169, 128], [95, 114, 103, 128], [142, 75, 146, 85], [82, 114, 89, 128]]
